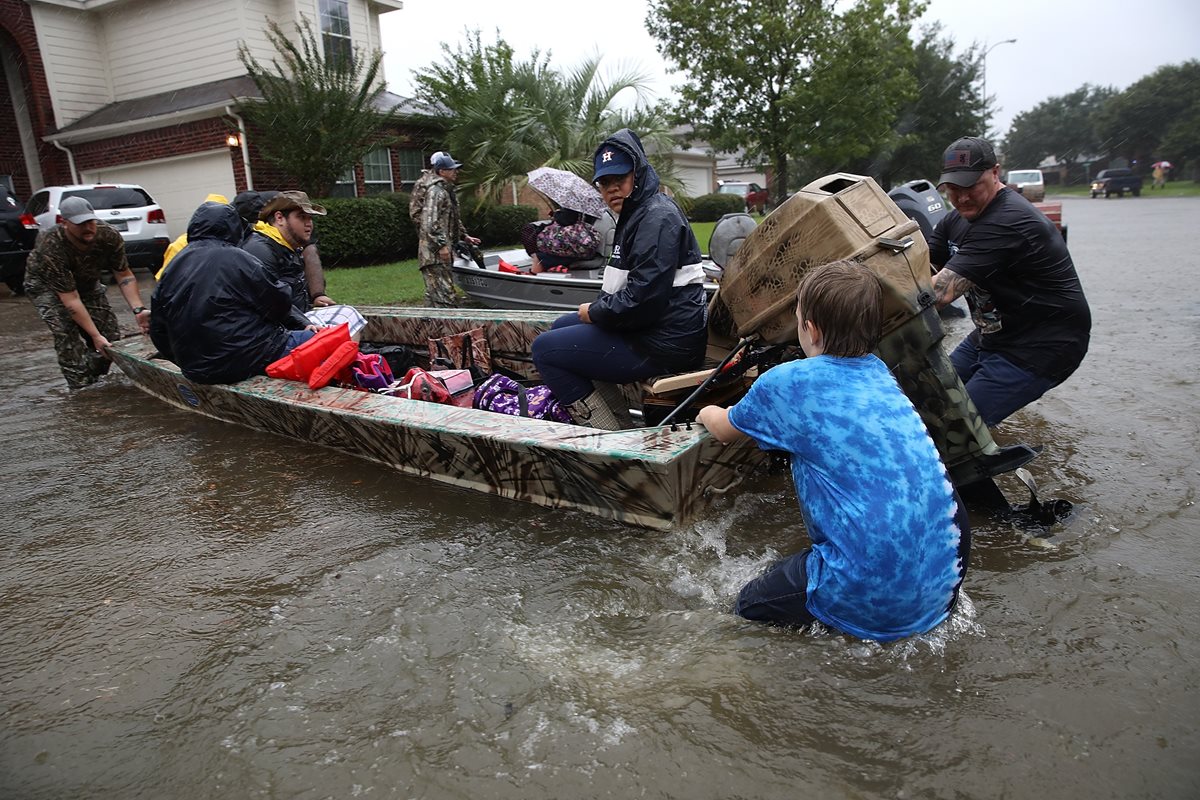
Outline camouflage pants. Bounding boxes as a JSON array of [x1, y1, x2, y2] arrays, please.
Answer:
[[30, 290, 120, 389], [419, 262, 458, 308]]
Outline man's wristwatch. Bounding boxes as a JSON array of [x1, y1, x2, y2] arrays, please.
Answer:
[[132, 306, 147, 314]]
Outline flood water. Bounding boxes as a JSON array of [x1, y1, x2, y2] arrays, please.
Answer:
[[2, 197, 1198, 799]]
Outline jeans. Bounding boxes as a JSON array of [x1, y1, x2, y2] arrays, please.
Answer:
[[531, 314, 665, 404], [284, 329, 317, 353], [950, 335, 1059, 427], [736, 494, 971, 630]]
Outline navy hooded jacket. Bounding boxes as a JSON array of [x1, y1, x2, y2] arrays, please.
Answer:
[[150, 202, 294, 384], [588, 129, 708, 370]]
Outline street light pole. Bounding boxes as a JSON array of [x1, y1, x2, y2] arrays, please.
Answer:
[[981, 38, 1018, 110]]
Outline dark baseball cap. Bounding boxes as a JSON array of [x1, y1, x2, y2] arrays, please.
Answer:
[[938, 137, 998, 188], [593, 145, 635, 181]]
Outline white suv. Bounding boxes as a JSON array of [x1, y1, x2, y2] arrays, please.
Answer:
[[25, 184, 171, 271]]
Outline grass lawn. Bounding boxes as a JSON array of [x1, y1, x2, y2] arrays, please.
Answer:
[[325, 216, 764, 306]]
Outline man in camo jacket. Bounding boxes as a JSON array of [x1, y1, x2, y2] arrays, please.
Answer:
[[416, 151, 480, 307], [24, 196, 151, 388]]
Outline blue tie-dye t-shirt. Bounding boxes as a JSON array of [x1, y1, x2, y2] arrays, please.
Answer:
[[728, 354, 964, 641]]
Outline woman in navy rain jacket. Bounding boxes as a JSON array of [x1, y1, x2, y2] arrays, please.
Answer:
[[531, 129, 708, 428]]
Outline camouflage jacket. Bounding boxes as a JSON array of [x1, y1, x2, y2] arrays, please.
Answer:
[[23, 224, 128, 297], [418, 176, 469, 266]]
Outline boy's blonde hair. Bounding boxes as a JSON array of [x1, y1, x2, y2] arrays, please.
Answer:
[[795, 260, 883, 357]]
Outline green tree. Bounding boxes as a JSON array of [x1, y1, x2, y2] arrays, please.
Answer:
[[412, 30, 679, 201], [882, 24, 987, 187], [1002, 84, 1116, 173], [238, 18, 399, 196], [647, 0, 923, 201], [1095, 60, 1200, 175]]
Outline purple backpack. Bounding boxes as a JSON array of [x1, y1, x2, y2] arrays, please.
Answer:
[[472, 374, 572, 424]]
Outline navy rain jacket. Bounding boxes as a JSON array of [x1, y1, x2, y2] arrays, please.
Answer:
[[150, 202, 294, 384], [588, 129, 708, 371]]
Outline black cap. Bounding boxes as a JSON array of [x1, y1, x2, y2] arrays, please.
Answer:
[[938, 137, 998, 188]]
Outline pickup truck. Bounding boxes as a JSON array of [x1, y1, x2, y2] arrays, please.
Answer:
[[1091, 168, 1143, 198], [718, 181, 769, 214]]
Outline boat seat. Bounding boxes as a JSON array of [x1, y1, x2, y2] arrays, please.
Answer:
[[635, 344, 757, 424]]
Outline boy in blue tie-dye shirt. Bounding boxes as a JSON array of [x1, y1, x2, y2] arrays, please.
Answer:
[[699, 260, 970, 641]]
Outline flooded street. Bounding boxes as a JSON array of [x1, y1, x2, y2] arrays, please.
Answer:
[[2, 197, 1198, 799]]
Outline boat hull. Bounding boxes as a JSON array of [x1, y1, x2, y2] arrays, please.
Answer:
[[451, 249, 718, 312], [109, 308, 768, 530]]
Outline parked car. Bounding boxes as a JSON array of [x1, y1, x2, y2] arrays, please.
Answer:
[[25, 184, 171, 271], [1090, 168, 1142, 198], [718, 181, 769, 214], [1005, 169, 1045, 202], [1, 189, 39, 294]]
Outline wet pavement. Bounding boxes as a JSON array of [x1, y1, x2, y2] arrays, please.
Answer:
[[1, 197, 1198, 799]]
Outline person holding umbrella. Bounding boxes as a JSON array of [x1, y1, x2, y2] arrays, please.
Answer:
[[530, 129, 708, 429], [523, 167, 606, 273], [1152, 161, 1171, 189]]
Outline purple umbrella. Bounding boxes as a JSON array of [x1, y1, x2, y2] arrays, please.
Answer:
[[527, 167, 608, 218]]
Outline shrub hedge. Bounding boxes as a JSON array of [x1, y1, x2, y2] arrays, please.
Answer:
[[688, 192, 746, 222], [313, 193, 540, 268]]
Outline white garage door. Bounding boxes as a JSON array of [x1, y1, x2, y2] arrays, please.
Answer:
[[677, 165, 713, 198], [83, 150, 236, 238]]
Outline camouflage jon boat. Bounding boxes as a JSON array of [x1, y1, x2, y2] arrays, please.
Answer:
[[107, 307, 771, 531], [110, 172, 1041, 530]]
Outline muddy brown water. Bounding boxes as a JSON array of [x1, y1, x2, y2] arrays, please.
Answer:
[[1, 197, 1197, 799]]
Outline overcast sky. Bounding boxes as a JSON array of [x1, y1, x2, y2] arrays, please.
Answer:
[[378, 0, 1200, 139]]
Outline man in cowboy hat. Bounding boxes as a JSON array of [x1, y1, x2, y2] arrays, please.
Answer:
[[928, 135, 1091, 427], [242, 190, 365, 336]]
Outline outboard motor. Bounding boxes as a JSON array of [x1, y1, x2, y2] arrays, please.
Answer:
[[707, 173, 1038, 500], [886, 179, 948, 243]]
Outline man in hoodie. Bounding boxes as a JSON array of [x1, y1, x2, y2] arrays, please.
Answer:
[[416, 151, 480, 307], [530, 129, 708, 429], [150, 201, 314, 384], [242, 190, 365, 336]]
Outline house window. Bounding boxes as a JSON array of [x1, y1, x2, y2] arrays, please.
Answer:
[[397, 149, 424, 189], [363, 147, 393, 195], [330, 166, 357, 198], [319, 0, 353, 67]]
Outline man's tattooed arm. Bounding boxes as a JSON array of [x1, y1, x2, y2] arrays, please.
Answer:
[[931, 267, 975, 309]]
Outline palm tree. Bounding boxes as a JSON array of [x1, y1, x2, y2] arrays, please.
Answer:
[[413, 34, 681, 203]]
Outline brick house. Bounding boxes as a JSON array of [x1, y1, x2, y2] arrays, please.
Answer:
[[0, 0, 439, 237]]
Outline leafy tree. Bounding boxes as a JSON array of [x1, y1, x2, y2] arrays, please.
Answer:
[[1095, 60, 1200, 175], [412, 30, 680, 201], [1002, 85, 1116, 173], [647, 0, 923, 201], [798, 0, 922, 180], [238, 18, 399, 195], [882, 24, 987, 187]]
